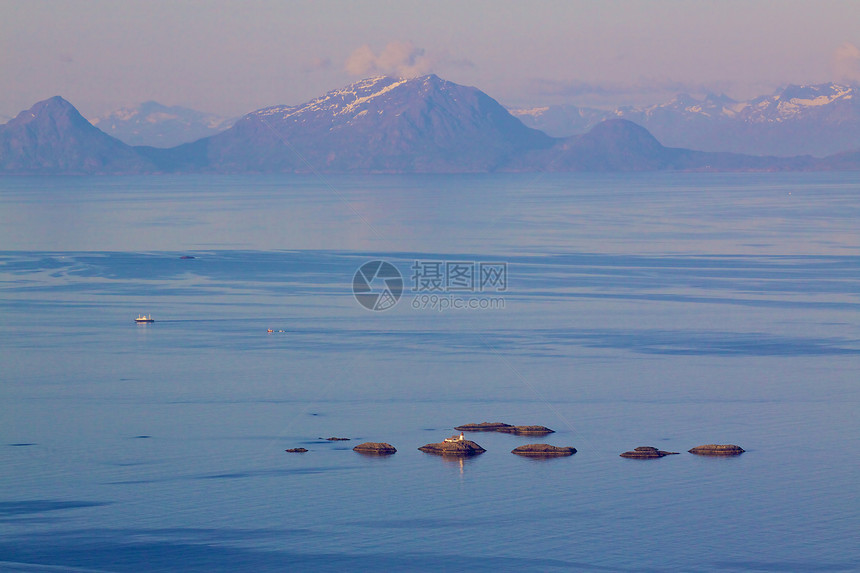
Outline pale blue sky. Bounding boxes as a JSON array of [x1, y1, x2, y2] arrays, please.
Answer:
[[2, 0, 859, 118]]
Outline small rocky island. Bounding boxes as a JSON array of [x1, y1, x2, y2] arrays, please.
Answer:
[[325, 437, 350, 441], [620, 446, 679, 459], [499, 425, 555, 435], [511, 444, 576, 457], [285, 447, 308, 453], [418, 433, 486, 457], [352, 442, 397, 455], [454, 422, 555, 435], [454, 422, 512, 432], [688, 444, 745, 456]]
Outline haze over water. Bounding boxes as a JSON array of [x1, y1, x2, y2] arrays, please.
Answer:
[[1, 173, 859, 571]]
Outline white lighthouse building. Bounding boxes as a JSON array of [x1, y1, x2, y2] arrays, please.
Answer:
[[444, 432, 465, 443]]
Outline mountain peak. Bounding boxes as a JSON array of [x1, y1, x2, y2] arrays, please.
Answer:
[[513, 80, 860, 156], [0, 96, 154, 174], [250, 75, 437, 123], [668, 93, 698, 107], [703, 92, 737, 105], [185, 74, 553, 172], [33, 95, 76, 109], [7, 77, 857, 174], [776, 82, 854, 101], [36, 95, 73, 107], [584, 118, 659, 140], [10, 96, 88, 127], [578, 119, 666, 159]]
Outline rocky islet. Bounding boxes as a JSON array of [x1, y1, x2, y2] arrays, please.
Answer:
[[418, 436, 487, 457], [454, 422, 555, 435], [285, 426, 744, 462], [620, 446, 680, 459], [688, 444, 745, 456], [511, 444, 576, 457], [353, 442, 397, 455]]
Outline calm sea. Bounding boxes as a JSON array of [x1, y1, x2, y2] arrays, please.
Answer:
[[1, 173, 858, 572]]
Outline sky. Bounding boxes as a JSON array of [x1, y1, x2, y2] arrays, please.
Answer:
[[2, 0, 860, 120]]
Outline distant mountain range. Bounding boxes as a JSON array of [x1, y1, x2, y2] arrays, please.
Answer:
[[510, 83, 860, 157], [0, 96, 155, 174], [89, 102, 233, 148], [151, 75, 556, 173], [1, 75, 859, 174]]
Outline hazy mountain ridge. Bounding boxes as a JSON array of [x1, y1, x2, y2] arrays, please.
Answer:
[[0, 96, 155, 174], [511, 83, 860, 156], [89, 101, 233, 148], [2, 76, 859, 174]]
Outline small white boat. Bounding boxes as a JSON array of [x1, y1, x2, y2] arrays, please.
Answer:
[[135, 314, 154, 323]]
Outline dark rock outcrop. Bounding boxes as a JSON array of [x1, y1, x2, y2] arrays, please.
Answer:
[[418, 439, 486, 457], [688, 444, 745, 456], [620, 446, 679, 459], [454, 422, 513, 432], [498, 425, 555, 435], [352, 442, 397, 455], [511, 444, 576, 457], [285, 447, 308, 453], [325, 437, 350, 441], [454, 422, 554, 435]]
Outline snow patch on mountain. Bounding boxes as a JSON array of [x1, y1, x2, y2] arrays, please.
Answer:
[[336, 78, 407, 116], [253, 76, 409, 122], [510, 107, 550, 119], [741, 84, 857, 123]]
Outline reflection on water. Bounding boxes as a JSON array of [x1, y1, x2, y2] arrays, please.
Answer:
[[2, 173, 859, 255]]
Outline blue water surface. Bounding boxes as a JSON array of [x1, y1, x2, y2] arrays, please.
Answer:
[[1, 173, 859, 572]]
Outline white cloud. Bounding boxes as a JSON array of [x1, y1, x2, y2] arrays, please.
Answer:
[[344, 41, 440, 78], [344, 44, 378, 76], [833, 42, 860, 83]]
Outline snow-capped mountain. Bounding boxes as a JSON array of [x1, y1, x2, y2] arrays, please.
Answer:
[[738, 83, 857, 123], [90, 101, 233, 148], [511, 83, 860, 156], [616, 92, 743, 122], [167, 74, 554, 172], [4, 77, 858, 174]]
